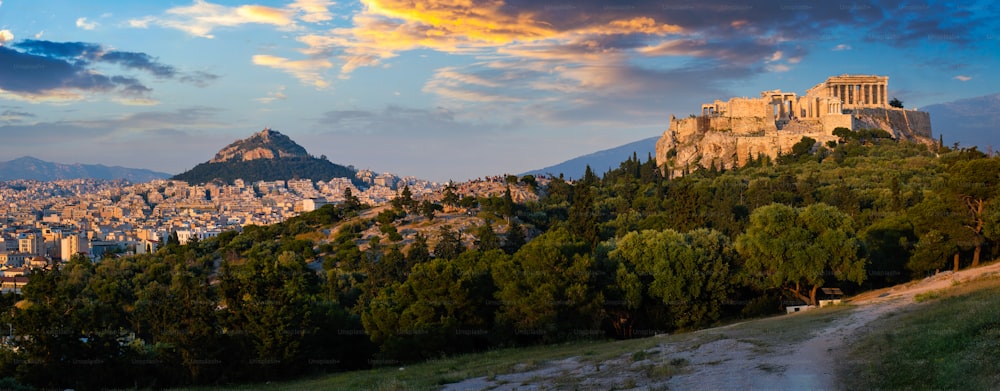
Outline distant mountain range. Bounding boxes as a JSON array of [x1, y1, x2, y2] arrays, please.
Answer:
[[923, 93, 1000, 151], [522, 136, 659, 179], [0, 156, 171, 182], [172, 128, 360, 185]]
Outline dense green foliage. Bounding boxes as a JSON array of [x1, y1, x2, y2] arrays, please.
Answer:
[[2, 137, 999, 389], [172, 156, 359, 185]]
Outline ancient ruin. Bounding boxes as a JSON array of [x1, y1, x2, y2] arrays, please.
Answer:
[[655, 75, 933, 176]]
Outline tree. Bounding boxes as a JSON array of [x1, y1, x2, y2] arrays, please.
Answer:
[[398, 185, 417, 214], [779, 136, 817, 164], [862, 216, 917, 285], [343, 187, 361, 210], [499, 186, 516, 222], [419, 200, 442, 221], [503, 219, 526, 254], [433, 225, 465, 260], [909, 193, 975, 272], [218, 251, 320, 378], [474, 222, 501, 251], [735, 203, 866, 306], [947, 158, 1000, 266], [889, 97, 904, 108], [908, 230, 955, 276], [166, 231, 181, 247], [361, 250, 500, 360], [492, 228, 602, 342], [568, 179, 598, 246], [442, 183, 459, 207], [406, 233, 431, 265], [520, 175, 538, 190], [611, 228, 733, 330], [832, 127, 854, 142]]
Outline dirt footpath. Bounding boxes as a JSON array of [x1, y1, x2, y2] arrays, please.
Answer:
[[443, 262, 1000, 391]]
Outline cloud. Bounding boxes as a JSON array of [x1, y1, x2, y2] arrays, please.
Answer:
[[766, 64, 791, 72], [252, 54, 332, 88], [954, 75, 972, 81], [0, 40, 217, 102], [130, 0, 336, 38], [256, 85, 288, 103], [0, 46, 147, 102], [76, 17, 98, 30], [422, 54, 750, 128], [13, 40, 102, 60], [100, 51, 178, 77], [290, 0, 335, 23], [868, 2, 998, 48], [129, 0, 293, 38], [0, 109, 35, 124], [179, 70, 221, 87], [0, 30, 12, 45], [833, 44, 852, 51], [282, 0, 875, 83]]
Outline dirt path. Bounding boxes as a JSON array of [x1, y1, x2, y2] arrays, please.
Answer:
[[443, 262, 1000, 390]]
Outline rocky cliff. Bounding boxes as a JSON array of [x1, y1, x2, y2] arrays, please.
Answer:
[[209, 128, 309, 163], [655, 108, 934, 177]]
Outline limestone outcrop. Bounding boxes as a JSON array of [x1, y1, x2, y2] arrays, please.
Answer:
[[655, 75, 934, 177], [210, 128, 309, 163]]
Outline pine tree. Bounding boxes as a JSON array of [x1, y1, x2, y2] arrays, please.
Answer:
[[503, 219, 526, 254]]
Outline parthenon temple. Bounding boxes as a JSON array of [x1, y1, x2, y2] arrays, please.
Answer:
[[697, 75, 891, 131], [656, 74, 933, 177]]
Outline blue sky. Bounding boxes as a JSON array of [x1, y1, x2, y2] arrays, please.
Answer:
[[1, 0, 998, 182]]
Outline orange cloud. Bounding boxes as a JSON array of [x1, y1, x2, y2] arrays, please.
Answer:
[[0, 29, 13, 45], [252, 54, 333, 88], [578, 17, 684, 36], [637, 39, 712, 57], [131, 0, 294, 38], [235, 5, 294, 25], [0, 87, 85, 103], [314, 0, 685, 77]]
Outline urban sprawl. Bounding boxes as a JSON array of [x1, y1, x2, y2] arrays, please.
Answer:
[[0, 170, 440, 292]]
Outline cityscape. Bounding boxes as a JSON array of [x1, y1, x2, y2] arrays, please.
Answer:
[[1, 0, 999, 389], [0, 171, 439, 288]]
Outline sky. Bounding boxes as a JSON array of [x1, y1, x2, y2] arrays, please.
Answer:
[[1, 0, 999, 182]]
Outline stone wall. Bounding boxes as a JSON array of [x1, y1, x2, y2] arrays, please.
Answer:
[[727, 97, 770, 118], [821, 114, 853, 133]]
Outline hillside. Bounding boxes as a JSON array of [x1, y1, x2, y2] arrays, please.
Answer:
[[206, 261, 1000, 390], [0, 156, 170, 182], [172, 128, 358, 185], [522, 136, 658, 179], [4, 139, 999, 390]]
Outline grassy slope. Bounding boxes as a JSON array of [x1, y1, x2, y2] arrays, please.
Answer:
[[176, 305, 853, 391], [842, 275, 1000, 390], [175, 272, 1000, 390]]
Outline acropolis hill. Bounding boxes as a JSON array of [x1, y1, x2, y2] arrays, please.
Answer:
[[655, 75, 934, 176]]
